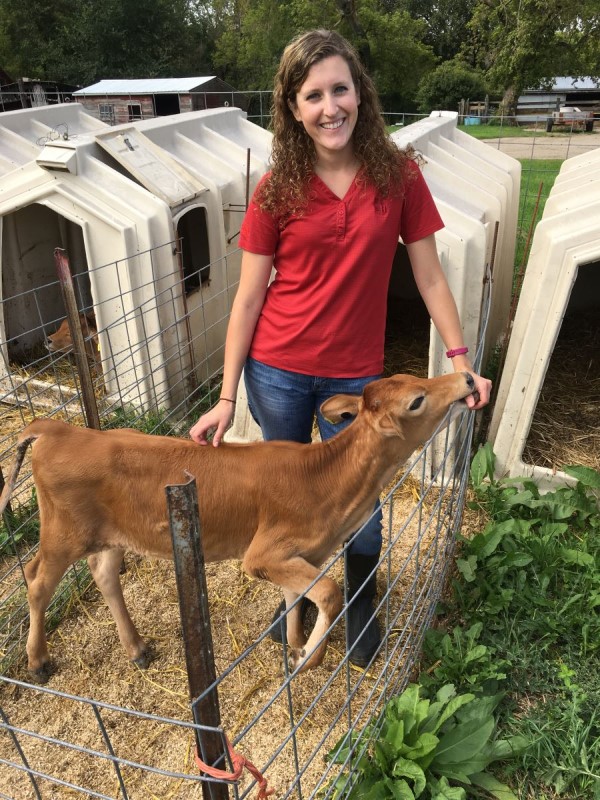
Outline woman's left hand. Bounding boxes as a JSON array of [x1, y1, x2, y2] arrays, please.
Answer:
[[464, 370, 492, 410]]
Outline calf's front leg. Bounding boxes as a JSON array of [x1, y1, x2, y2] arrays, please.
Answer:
[[244, 544, 342, 672]]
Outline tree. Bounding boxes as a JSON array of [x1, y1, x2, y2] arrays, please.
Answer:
[[463, 0, 600, 117], [212, 0, 435, 104], [0, 0, 213, 85], [403, 0, 477, 62], [416, 59, 486, 113], [0, 0, 72, 79]]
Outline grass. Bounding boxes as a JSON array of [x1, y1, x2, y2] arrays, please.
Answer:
[[515, 158, 563, 272], [456, 123, 548, 139], [418, 448, 600, 799]]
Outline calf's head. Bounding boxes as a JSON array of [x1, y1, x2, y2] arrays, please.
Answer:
[[47, 312, 98, 356], [321, 371, 475, 444]]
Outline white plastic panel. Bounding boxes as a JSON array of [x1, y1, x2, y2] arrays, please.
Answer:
[[392, 112, 520, 374], [489, 148, 600, 489], [0, 107, 272, 412]]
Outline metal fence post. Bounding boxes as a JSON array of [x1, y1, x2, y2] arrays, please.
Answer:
[[165, 475, 230, 800], [53, 248, 101, 430]]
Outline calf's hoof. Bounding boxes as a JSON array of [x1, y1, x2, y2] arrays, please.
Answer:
[[131, 646, 154, 671], [289, 647, 308, 673], [28, 661, 54, 684]]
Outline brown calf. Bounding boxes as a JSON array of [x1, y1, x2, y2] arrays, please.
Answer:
[[47, 312, 100, 368], [0, 372, 475, 682]]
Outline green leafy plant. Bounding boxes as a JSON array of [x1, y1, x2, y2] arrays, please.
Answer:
[[0, 488, 39, 556], [421, 623, 509, 694], [327, 683, 526, 799]]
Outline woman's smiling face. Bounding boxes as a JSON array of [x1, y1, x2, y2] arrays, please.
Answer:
[[289, 55, 360, 162]]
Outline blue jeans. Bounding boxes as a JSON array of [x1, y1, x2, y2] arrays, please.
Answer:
[[244, 357, 382, 556]]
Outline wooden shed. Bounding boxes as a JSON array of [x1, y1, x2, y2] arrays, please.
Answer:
[[72, 77, 244, 124]]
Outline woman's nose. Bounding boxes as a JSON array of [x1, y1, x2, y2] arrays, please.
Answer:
[[322, 92, 337, 116]]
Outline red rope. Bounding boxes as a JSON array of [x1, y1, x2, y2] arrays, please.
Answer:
[[195, 739, 274, 799]]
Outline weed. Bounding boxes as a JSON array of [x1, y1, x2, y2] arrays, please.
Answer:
[[428, 445, 600, 799], [326, 683, 526, 799]]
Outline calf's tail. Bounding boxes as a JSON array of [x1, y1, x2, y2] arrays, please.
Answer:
[[0, 433, 39, 516]]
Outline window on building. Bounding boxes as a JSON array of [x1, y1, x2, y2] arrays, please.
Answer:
[[99, 103, 115, 123], [128, 103, 142, 121]]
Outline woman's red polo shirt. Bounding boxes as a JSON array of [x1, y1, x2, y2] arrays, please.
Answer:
[[239, 162, 443, 378]]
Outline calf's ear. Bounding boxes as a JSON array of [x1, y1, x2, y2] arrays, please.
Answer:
[[320, 394, 361, 424]]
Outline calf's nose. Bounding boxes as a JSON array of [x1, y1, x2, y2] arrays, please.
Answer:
[[464, 372, 475, 390]]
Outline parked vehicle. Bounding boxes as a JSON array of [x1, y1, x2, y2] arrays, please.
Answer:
[[546, 106, 594, 132]]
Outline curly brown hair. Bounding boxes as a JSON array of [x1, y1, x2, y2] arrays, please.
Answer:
[[257, 29, 417, 220]]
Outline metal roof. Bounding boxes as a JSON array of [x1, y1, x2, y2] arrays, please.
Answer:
[[73, 78, 218, 96], [554, 77, 599, 91], [525, 77, 599, 93]]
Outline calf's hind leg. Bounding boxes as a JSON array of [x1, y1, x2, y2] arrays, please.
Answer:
[[24, 551, 72, 682], [87, 548, 152, 669]]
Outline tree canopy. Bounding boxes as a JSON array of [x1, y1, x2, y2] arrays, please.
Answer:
[[0, 0, 598, 112]]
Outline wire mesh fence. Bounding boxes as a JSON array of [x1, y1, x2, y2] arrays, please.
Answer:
[[0, 234, 486, 798]]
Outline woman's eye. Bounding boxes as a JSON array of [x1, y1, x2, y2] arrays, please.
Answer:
[[306, 92, 320, 101], [334, 85, 348, 94]]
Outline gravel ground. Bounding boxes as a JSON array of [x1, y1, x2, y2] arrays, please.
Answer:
[[483, 131, 600, 160]]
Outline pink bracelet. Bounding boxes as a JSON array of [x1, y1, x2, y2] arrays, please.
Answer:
[[446, 347, 469, 358]]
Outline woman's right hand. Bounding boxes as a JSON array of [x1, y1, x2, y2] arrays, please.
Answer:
[[189, 400, 236, 447]]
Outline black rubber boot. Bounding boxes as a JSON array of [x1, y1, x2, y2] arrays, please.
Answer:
[[268, 597, 314, 644], [346, 553, 381, 667]]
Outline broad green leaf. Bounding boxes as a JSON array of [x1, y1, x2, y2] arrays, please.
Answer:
[[385, 720, 406, 756], [549, 503, 576, 520], [502, 552, 533, 568], [432, 717, 495, 765], [504, 490, 536, 508], [563, 464, 600, 488], [435, 684, 458, 704], [471, 771, 520, 799], [431, 765, 473, 784], [470, 444, 494, 487], [431, 786, 467, 800], [389, 685, 421, 733], [383, 776, 415, 800], [539, 522, 568, 537], [431, 693, 475, 734], [360, 778, 394, 800], [455, 694, 504, 724], [559, 548, 595, 567], [429, 776, 467, 800], [487, 736, 530, 760], [391, 757, 426, 797], [477, 520, 517, 558], [464, 644, 488, 664], [327, 731, 358, 763], [402, 731, 439, 761], [456, 555, 477, 582]]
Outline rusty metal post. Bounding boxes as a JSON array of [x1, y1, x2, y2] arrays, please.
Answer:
[[53, 248, 101, 430], [165, 475, 230, 800]]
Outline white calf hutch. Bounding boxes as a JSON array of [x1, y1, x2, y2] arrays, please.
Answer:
[[0, 104, 271, 412], [488, 147, 600, 488]]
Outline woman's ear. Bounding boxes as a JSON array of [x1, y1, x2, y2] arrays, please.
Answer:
[[288, 98, 301, 121]]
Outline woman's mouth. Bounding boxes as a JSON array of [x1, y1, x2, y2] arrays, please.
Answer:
[[320, 119, 344, 130]]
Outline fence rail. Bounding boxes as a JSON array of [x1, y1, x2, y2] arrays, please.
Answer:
[[0, 233, 486, 798]]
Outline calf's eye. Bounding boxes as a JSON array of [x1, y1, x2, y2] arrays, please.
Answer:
[[409, 396, 425, 411]]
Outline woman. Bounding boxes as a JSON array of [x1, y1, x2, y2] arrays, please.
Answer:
[[190, 29, 491, 667]]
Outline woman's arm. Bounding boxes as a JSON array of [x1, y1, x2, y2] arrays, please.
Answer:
[[406, 234, 492, 410], [189, 251, 273, 445]]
